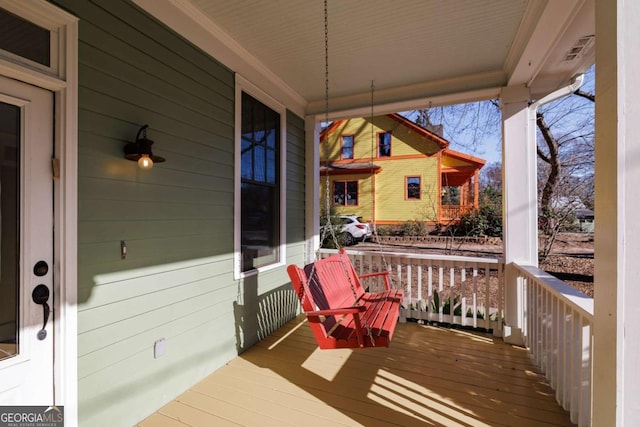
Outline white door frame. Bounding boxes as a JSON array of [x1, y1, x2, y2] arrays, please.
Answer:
[[0, 1, 78, 425]]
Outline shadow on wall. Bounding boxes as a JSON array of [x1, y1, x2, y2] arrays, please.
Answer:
[[234, 276, 299, 353]]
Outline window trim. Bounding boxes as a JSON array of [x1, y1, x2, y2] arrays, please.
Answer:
[[340, 134, 354, 160], [234, 75, 287, 279], [377, 131, 392, 158], [405, 175, 421, 200]]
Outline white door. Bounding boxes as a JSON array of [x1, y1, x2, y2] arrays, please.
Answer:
[[0, 76, 54, 404]]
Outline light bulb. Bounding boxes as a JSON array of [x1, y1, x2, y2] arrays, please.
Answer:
[[138, 154, 153, 169]]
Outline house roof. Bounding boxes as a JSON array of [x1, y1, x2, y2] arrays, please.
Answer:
[[442, 149, 487, 167], [319, 162, 381, 176], [321, 114, 449, 150], [440, 149, 486, 187], [388, 114, 449, 149], [142, 0, 595, 117]]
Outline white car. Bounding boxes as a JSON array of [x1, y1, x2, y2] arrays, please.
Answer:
[[336, 215, 372, 246]]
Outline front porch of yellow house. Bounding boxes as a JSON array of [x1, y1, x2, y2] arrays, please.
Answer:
[[139, 317, 573, 427]]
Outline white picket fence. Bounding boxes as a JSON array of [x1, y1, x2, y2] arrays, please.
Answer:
[[317, 248, 504, 333], [514, 263, 593, 427]]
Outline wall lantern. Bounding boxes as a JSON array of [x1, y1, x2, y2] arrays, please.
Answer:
[[124, 124, 166, 170]]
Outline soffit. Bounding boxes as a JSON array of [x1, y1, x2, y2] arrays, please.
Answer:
[[184, 0, 595, 115]]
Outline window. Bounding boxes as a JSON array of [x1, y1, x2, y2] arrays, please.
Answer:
[[240, 91, 281, 272], [341, 135, 354, 159], [406, 176, 421, 199], [0, 8, 50, 66], [334, 181, 358, 206], [378, 132, 391, 157]]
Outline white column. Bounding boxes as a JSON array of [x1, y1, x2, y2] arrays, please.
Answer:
[[304, 116, 320, 264], [592, 1, 640, 425], [500, 84, 536, 345]]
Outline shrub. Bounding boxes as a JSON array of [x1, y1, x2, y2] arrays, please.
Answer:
[[457, 206, 502, 237], [401, 219, 428, 236], [375, 225, 394, 236]]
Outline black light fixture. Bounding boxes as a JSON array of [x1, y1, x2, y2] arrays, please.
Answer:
[[124, 124, 165, 170]]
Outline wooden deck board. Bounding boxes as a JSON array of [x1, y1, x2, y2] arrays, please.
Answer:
[[138, 316, 574, 427]]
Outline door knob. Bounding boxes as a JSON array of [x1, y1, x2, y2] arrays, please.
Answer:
[[31, 284, 50, 340]]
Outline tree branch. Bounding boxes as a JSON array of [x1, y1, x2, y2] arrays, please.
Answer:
[[573, 89, 595, 102]]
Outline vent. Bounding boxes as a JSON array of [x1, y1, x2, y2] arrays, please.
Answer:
[[565, 35, 594, 61]]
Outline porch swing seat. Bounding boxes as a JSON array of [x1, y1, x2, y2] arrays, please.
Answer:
[[287, 249, 403, 349]]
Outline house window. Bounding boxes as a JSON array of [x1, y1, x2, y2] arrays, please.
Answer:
[[406, 176, 421, 199], [341, 135, 354, 159], [334, 181, 358, 206], [378, 132, 391, 157], [240, 91, 280, 272]]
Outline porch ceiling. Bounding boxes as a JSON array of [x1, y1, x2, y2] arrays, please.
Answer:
[[166, 0, 594, 116]]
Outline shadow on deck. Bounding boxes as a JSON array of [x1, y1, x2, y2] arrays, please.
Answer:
[[139, 316, 574, 427]]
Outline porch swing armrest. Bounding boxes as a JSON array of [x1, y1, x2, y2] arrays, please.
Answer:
[[304, 305, 366, 317], [358, 271, 392, 290]]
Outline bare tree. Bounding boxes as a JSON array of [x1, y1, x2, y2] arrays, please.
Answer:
[[535, 70, 594, 258], [403, 65, 595, 261]]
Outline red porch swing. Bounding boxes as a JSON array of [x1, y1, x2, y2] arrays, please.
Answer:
[[286, 0, 403, 349]]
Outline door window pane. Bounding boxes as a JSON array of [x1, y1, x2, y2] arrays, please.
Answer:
[[0, 101, 20, 361]]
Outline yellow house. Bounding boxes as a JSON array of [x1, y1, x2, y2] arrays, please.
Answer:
[[320, 114, 485, 226]]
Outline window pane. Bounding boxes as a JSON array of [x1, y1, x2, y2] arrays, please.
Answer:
[[0, 101, 20, 360], [0, 8, 50, 67], [241, 139, 253, 180], [266, 113, 277, 148], [241, 183, 279, 271], [346, 181, 358, 205], [254, 145, 265, 181], [378, 132, 391, 157], [266, 148, 276, 184], [407, 176, 421, 199], [342, 135, 354, 159], [333, 182, 345, 205]]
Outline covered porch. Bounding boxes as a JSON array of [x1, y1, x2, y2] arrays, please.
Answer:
[[139, 316, 573, 427], [133, 1, 630, 425]]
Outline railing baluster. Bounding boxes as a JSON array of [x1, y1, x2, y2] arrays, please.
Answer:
[[317, 248, 504, 332], [511, 263, 593, 427]]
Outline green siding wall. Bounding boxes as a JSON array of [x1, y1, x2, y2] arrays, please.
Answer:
[[51, 0, 305, 425]]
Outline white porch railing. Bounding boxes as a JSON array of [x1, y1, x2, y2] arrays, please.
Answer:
[[514, 263, 593, 427], [318, 249, 504, 334]]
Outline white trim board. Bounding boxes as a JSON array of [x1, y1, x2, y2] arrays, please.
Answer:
[[0, 1, 79, 425]]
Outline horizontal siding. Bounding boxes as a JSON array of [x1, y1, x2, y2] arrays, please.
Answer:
[[72, 0, 239, 417], [376, 157, 439, 222], [322, 115, 441, 161], [285, 110, 306, 266], [50, 0, 302, 425]]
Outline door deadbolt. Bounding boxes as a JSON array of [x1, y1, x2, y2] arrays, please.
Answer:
[[33, 260, 48, 277]]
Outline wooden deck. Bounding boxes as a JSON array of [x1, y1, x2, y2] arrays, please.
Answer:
[[138, 316, 574, 427]]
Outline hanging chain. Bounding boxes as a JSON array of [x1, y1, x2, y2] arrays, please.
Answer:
[[368, 81, 394, 288], [319, 0, 342, 252]]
